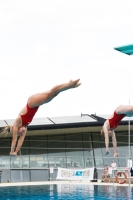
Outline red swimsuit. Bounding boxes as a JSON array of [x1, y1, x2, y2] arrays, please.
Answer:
[[108, 111, 125, 129], [20, 104, 39, 126]]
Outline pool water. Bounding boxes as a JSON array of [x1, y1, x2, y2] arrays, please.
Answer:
[[0, 184, 132, 200]]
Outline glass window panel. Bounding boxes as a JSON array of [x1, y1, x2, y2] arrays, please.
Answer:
[[130, 145, 133, 157], [130, 136, 133, 144], [84, 158, 94, 167], [116, 131, 128, 136], [117, 136, 128, 145], [30, 149, 47, 156], [92, 134, 100, 142], [30, 141, 47, 148], [67, 157, 84, 168], [21, 148, 30, 156], [48, 141, 65, 148], [21, 140, 29, 147], [11, 155, 30, 168], [82, 133, 91, 141], [0, 156, 10, 168], [58, 157, 66, 168], [48, 157, 66, 168], [83, 142, 92, 148], [130, 145, 133, 150], [95, 158, 104, 167], [100, 140, 106, 148], [48, 135, 65, 141], [117, 143, 127, 147], [21, 155, 29, 168], [11, 156, 22, 168], [30, 155, 48, 168], [118, 158, 127, 168], [65, 134, 82, 141], [48, 157, 56, 168], [0, 148, 10, 156], [30, 136, 47, 140], [94, 147, 103, 157], [48, 149, 65, 157], [93, 141, 101, 148], [84, 149, 93, 157], [66, 142, 83, 148], [117, 146, 130, 158], [66, 149, 83, 156], [93, 140, 103, 158], [11, 170, 30, 182], [0, 139, 10, 147]]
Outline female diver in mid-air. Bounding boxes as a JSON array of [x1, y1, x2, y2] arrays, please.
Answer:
[[101, 105, 133, 157], [1, 79, 81, 156]]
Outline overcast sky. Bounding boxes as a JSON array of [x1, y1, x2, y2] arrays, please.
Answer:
[[0, 0, 133, 120]]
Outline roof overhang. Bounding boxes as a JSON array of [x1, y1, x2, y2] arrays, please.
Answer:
[[1, 114, 132, 138]]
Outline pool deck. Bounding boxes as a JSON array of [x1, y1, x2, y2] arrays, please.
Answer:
[[0, 181, 133, 187]]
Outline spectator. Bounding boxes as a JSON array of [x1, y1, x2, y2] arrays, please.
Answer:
[[111, 160, 117, 169], [127, 158, 133, 177], [127, 158, 132, 168], [111, 160, 117, 176], [101, 165, 109, 182]]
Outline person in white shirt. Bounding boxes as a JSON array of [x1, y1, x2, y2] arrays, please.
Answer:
[[127, 158, 132, 168], [111, 160, 117, 168], [127, 158, 133, 176], [111, 160, 117, 175]]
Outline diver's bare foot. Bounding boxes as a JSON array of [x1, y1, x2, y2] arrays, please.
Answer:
[[105, 151, 110, 156], [69, 79, 81, 88], [113, 152, 119, 157], [10, 152, 17, 156]]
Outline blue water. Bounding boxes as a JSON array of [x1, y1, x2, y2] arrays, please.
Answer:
[[0, 184, 133, 200]]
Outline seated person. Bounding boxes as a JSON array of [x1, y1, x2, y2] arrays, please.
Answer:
[[101, 165, 110, 182]]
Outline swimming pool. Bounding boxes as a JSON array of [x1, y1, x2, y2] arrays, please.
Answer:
[[0, 184, 132, 200]]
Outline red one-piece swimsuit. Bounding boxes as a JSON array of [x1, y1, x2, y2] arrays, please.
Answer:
[[20, 104, 39, 126], [108, 111, 125, 129]]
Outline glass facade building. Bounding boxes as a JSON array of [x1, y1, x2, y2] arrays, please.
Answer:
[[0, 130, 132, 182]]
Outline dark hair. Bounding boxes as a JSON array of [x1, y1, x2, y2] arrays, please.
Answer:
[[0, 126, 13, 137]]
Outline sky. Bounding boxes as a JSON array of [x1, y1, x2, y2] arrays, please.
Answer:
[[0, 0, 133, 120]]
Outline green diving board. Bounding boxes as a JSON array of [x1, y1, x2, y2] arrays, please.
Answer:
[[114, 44, 133, 55]]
